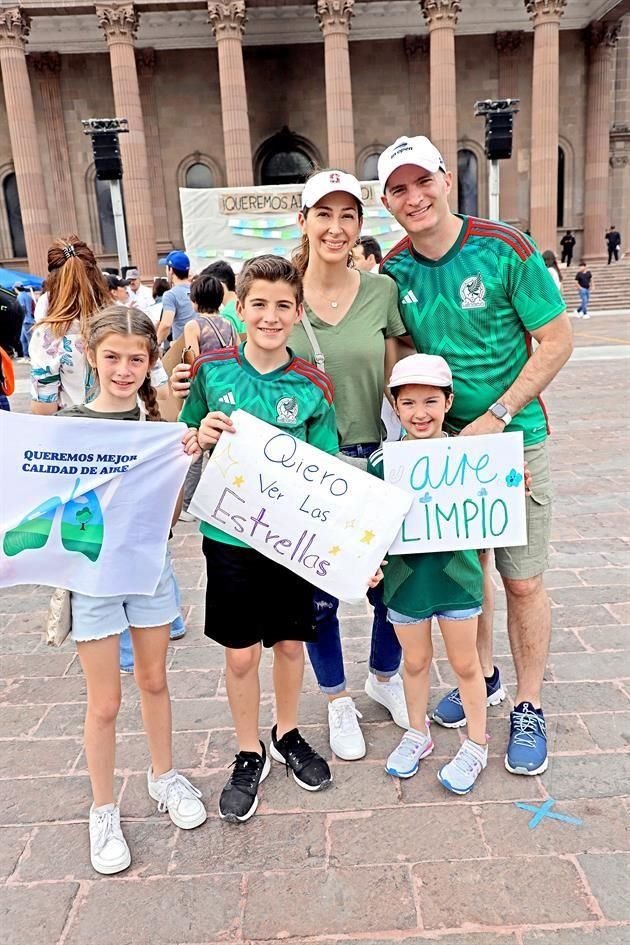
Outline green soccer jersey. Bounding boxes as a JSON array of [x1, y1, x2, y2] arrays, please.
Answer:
[[367, 447, 483, 619], [381, 215, 566, 446], [179, 342, 339, 547]]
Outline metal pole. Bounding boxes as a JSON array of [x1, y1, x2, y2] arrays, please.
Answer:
[[109, 179, 129, 271], [488, 159, 500, 221]]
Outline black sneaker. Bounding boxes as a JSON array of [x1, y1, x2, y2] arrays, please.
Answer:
[[270, 725, 332, 792], [218, 741, 270, 823]]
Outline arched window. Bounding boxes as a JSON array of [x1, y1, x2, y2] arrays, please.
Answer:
[[3, 173, 26, 257], [361, 153, 380, 181], [185, 163, 213, 189], [457, 149, 478, 217], [95, 178, 118, 255], [557, 146, 565, 227], [257, 128, 317, 186]]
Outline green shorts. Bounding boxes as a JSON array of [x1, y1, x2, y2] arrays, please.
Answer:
[[494, 442, 552, 581]]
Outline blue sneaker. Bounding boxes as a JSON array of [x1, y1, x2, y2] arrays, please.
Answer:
[[505, 702, 548, 775], [169, 616, 186, 641], [432, 668, 505, 728]]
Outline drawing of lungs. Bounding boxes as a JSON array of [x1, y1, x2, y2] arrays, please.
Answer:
[[2, 495, 63, 557], [61, 489, 104, 562]]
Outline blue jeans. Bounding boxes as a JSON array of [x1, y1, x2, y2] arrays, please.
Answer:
[[577, 287, 590, 314], [120, 570, 185, 671], [20, 316, 34, 358], [305, 441, 402, 694]]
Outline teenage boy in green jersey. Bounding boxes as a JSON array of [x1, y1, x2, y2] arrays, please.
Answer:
[[377, 135, 573, 776], [179, 255, 338, 823]]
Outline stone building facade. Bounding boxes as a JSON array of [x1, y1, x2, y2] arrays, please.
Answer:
[[0, 0, 628, 277]]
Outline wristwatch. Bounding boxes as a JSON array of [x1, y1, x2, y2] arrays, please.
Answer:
[[488, 402, 512, 426]]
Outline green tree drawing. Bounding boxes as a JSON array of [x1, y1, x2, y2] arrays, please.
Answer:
[[75, 507, 93, 532]]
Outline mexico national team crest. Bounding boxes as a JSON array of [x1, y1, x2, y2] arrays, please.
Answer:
[[276, 396, 299, 424], [460, 273, 487, 309]]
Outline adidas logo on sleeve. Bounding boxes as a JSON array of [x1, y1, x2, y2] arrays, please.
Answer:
[[218, 391, 236, 405], [401, 289, 418, 304]]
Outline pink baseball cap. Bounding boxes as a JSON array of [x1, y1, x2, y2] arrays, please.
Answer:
[[388, 354, 452, 389]]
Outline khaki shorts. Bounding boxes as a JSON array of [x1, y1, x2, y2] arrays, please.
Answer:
[[494, 442, 552, 581]]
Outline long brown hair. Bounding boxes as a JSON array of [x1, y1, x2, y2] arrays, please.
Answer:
[[42, 235, 110, 339], [86, 305, 161, 420], [292, 169, 363, 276]]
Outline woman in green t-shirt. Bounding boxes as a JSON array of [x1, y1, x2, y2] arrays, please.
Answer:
[[289, 170, 408, 764]]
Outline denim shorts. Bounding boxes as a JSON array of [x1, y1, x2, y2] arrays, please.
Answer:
[[71, 552, 179, 642], [387, 606, 482, 625]]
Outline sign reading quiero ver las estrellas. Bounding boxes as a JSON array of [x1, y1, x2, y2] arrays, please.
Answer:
[[383, 432, 528, 555], [187, 410, 413, 603]]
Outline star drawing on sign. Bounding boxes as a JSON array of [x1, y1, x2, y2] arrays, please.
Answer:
[[328, 545, 342, 556], [212, 441, 238, 478], [233, 475, 245, 488], [360, 530, 375, 545]]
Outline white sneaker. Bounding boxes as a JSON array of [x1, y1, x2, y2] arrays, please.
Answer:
[[89, 804, 131, 875], [581, 313, 591, 319], [178, 509, 196, 522], [364, 672, 410, 729], [385, 728, 434, 778], [438, 738, 488, 795], [328, 696, 366, 760], [147, 768, 207, 829]]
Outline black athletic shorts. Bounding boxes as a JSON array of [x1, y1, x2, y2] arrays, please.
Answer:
[[202, 536, 317, 649]]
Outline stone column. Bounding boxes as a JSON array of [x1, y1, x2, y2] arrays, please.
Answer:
[[495, 32, 524, 225], [610, 17, 630, 246], [0, 8, 51, 273], [96, 3, 157, 275], [404, 35, 430, 136], [316, 0, 356, 173], [30, 52, 78, 237], [208, 1, 253, 186], [526, 0, 566, 251], [420, 0, 460, 208], [583, 22, 621, 258], [135, 48, 169, 245]]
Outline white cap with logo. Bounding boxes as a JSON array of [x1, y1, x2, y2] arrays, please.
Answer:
[[378, 136, 446, 190], [301, 170, 363, 210], [388, 354, 452, 390]]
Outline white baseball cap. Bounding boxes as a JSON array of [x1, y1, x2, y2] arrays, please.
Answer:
[[388, 354, 452, 389], [301, 170, 363, 210], [378, 135, 446, 190]]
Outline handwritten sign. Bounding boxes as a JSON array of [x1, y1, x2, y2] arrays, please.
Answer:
[[0, 412, 190, 595], [384, 432, 527, 554], [187, 411, 413, 603]]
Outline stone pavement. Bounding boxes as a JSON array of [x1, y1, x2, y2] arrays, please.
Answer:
[[1, 312, 629, 945]]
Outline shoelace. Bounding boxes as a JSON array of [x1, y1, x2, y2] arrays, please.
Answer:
[[278, 732, 319, 777], [331, 701, 363, 731], [91, 808, 122, 855], [396, 733, 428, 760], [511, 710, 546, 748], [449, 742, 485, 780], [228, 754, 263, 792], [447, 689, 463, 707], [156, 772, 202, 813]]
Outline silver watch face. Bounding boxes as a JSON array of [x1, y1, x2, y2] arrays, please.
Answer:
[[491, 403, 508, 419]]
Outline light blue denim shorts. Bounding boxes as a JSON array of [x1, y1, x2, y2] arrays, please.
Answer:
[[387, 606, 482, 625], [71, 552, 179, 642]]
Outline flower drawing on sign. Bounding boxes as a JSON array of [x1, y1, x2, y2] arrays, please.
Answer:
[[505, 469, 523, 488]]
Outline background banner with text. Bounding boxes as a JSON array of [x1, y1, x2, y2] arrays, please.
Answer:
[[384, 432, 527, 555], [188, 410, 413, 603], [0, 412, 190, 596]]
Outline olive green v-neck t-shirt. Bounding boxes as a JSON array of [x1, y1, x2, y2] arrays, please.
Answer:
[[289, 270, 405, 447]]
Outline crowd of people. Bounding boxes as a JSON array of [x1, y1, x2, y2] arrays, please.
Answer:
[[1, 134, 575, 878]]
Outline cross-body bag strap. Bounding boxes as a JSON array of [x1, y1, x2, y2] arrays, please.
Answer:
[[300, 310, 326, 372], [201, 314, 231, 349]]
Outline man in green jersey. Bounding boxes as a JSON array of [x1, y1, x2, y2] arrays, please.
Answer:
[[377, 135, 573, 776]]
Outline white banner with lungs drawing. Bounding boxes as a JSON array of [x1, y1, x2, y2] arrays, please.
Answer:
[[0, 412, 190, 596], [188, 410, 413, 603]]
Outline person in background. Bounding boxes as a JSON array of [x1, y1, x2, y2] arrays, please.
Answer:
[[605, 226, 621, 264], [147, 277, 170, 327], [157, 251, 194, 346], [201, 259, 246, 336], [352, 236, 383, 273], [542, 250, 563, 290], [559, 230, 576, 267], [574, 260, 593, 319], [126, 267, 154, 315], [15, 283, 36, 360], [105, 273, 131, 304]]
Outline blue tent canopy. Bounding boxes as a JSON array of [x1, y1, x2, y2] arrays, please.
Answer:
[[0, 267, 44, 291]]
